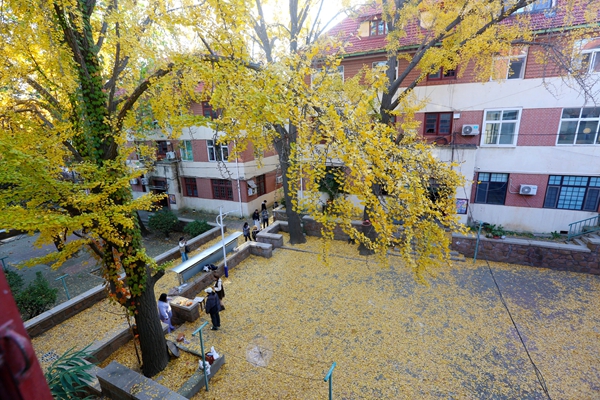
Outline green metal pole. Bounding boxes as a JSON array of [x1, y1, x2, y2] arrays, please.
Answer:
[[192, 321, 209, 391], [324, 362, 336, 400], [55, 274, 70, 300], [473, 221, 483, 263]]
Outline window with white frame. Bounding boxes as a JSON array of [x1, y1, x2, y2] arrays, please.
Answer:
[[514, 0, 555, 13], [492, 47, 527, 80], [482, 109, 521, 146], [578, 38, 600, 74], [180, 140, 193, 161], [557, 108, 600, 145], [543, 176, 600, 211], [207, 139, 229, 162], [372, 61, 398, 80]]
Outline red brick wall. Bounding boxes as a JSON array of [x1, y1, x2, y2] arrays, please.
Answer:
[[189, 101, 203, 116], [504, 174, 549, 208], [517, 108, 561, 146]]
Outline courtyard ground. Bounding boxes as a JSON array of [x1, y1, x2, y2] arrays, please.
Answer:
[[98, 234, 600, 399]]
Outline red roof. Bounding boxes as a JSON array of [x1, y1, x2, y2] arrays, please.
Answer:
[[327, 0, 598, 57]]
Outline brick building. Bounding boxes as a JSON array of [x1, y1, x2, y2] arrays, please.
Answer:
[[325, 0, 600, 233], [129, 101, 282, 216]]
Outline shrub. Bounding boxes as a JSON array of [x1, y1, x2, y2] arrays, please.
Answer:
[[4, 267, 24, 295], [45, 346, 96, 399], [17, 271, 57, 320], [184, 219, 212, 237], [148, 209, 179, 237]]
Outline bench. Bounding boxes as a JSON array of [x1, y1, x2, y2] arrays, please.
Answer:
[[171, 231, 242, 285]]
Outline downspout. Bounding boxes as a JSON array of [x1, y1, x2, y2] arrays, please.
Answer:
[[235, 141, 243, 217]]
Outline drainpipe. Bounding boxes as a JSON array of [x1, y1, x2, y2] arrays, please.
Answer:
[[235, 142, 243, 218]]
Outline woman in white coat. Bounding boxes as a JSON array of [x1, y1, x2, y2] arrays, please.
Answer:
[[157, 293, 175, 332]]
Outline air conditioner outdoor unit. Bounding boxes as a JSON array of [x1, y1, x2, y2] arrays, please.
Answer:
[[519, 184, 538, 195], [276, 176, 283, 184], [165, 151, 176, 160], [248, 187, 257, 196], [130, 178, 139, 185], [140, 178, 149, 185], [461, 124, 480, 136]]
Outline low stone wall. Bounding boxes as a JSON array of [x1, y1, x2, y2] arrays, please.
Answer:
[[452, 233, 600, 274], [256, 221, 284, 248], [25, 285, 107, 338], [302, 216, 364, 241]]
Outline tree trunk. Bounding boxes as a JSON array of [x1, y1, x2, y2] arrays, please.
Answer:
[[274, 125, 306, 245], [133, 268, 169, 377], [136, 211, 151, 237]]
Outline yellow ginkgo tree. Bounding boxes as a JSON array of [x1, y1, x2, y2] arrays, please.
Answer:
[[0, 0, 263, 377]]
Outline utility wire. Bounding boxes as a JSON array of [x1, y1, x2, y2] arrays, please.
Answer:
[[483, 256, 552, 400]]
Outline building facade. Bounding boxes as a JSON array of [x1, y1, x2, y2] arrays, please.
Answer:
[[130, 101, 282, 217], [327, 1, 600, 233]]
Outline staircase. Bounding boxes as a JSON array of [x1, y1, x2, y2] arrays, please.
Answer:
[[567, 214, 600, 240], [566, 232, 600, 247]]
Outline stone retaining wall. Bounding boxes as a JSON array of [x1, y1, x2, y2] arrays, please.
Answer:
[[452, 234, 600, 274]]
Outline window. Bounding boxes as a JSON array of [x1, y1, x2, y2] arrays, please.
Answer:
[[202, 102, 219, 119], [256, 174, 266, 196], [212, 179, 233, 200], [557, 108, 600, 145], [183, 177, 198, 197], [424, 113, 453, 135], [372, 61, 398, 79], [579, 38, 600, 74], [492, 47, 527, 80], [427, 67, 457, 81], [156, 141, 169, 156], [207, 139, 229, 162], [482, 109, 521, 146], [369, 20, 386, 36], [515, 0, 555, 13], [475, 173, 508, 205], [180, 140, 193, 161], [544, 176, 600, 211]]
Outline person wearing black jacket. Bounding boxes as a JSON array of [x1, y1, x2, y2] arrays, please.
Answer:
[[252, 209, 260, 229], [204, 288, 221, 330]]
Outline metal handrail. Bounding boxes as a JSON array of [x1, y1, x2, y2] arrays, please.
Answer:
[[567, 214, 600, 240]]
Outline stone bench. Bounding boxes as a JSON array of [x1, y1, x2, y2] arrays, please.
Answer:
[[256, 221, 285, 248], [97, 361, 187, 400], [169, 296, 201, 324], [171, 232, 242, 284], [177, 355, 226, 399]]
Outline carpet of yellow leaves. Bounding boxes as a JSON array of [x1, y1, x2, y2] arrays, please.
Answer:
[[36, 233, 600, 399]]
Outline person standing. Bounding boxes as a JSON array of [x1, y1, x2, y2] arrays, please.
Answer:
[[261, 200, 267, 211], [157, 293, 175, 332], [213, 272, 225, 310], [179, 237, 188, 262], [252, 209, 260, 229], [261, 208, 269, 229], [204, 288, 220, 330], [243, 222, 251, 242], [251, 225, 259, 241]]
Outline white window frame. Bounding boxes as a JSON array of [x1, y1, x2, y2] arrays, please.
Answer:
[[492, 47, 528, 80], [578, 38, 600, 74], [372, 61, 398, 80], [180, 140, 193, 161], [514, 0, 555, 13], [481, 108, 522, 147], [207, 139, 229, 162], [556, 107, 600, 145]]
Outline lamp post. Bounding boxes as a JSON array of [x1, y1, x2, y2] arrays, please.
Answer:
[[216, 207, 235, 277]]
